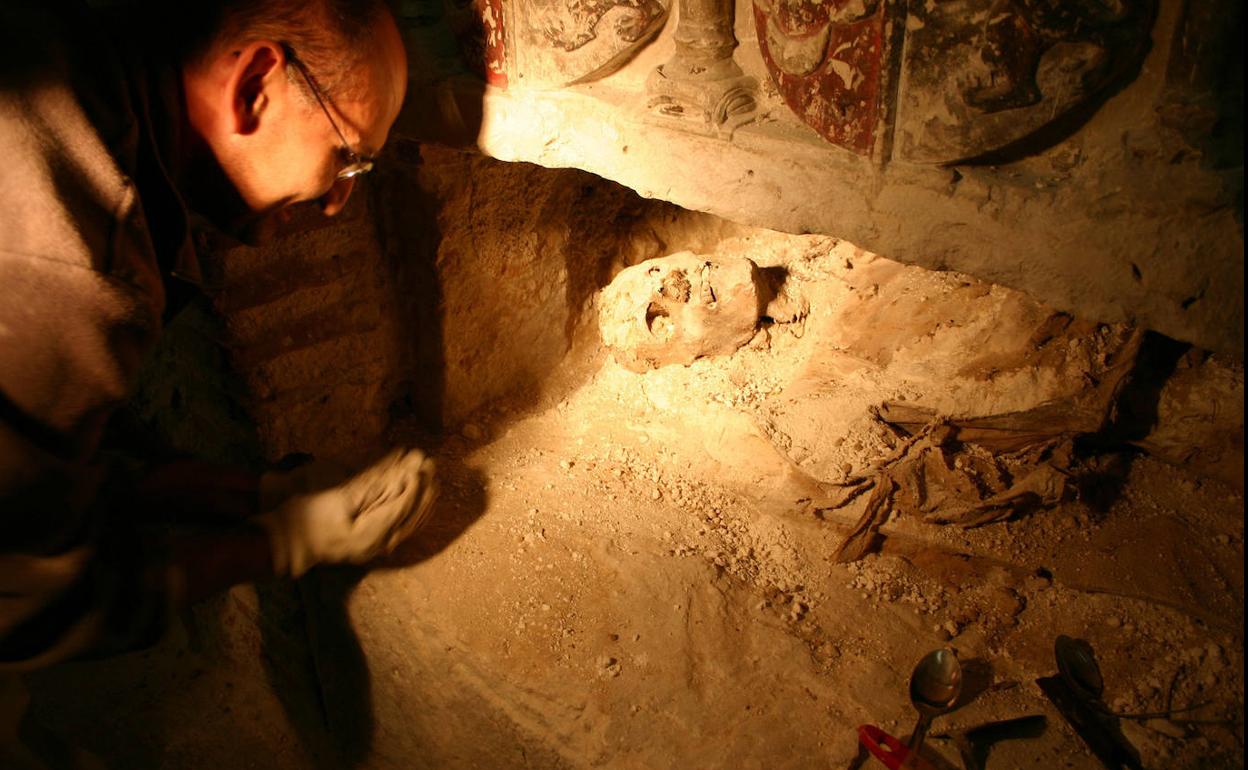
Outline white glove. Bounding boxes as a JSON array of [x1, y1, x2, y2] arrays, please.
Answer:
[[256, 448, 438, 577]]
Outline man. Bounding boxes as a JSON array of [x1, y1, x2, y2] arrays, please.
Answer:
[[0, 0, 434, 684]]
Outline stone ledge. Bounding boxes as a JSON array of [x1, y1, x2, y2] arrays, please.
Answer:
[[396, 76, 1243, 358]]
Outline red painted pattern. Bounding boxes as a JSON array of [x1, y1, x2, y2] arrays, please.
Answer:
[[754, 0, 887, 155], [477, 0, 509, 87]]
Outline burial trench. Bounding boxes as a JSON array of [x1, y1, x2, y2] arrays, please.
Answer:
[[22, 145, 1245, 770]]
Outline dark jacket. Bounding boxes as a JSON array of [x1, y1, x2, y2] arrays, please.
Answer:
[[1, 1, 196, 670]]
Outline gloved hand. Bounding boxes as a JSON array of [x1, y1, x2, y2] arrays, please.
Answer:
[[255, 448, 437, 577]]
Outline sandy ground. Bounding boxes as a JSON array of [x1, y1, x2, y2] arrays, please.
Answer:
[[24, 240, 1245, 770], [344, 357, 1243, 768]]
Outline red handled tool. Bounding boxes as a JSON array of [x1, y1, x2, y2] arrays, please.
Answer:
[[857, 725, 938, 770]]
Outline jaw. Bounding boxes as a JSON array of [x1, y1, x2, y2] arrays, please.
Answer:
[[178, 142, 291, 245]]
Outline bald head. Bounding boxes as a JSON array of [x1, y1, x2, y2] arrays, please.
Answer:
[[180, 0, 408, 231], [197, 1, 397, 97]]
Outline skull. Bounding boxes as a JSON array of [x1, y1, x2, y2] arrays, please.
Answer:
[[599, 251, 763, 372]]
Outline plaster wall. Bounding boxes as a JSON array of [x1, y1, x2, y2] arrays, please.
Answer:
[[397, 0, 1244, 357]]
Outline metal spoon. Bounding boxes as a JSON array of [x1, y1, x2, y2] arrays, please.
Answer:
[[1055, 635, 1210, 720], [1055, 635, 1105, 702], [907, 648, 963, 758]]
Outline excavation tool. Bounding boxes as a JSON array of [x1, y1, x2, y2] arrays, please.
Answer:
[[856, 724, 938, 770], [855, 648, 962, 769], [1039, 636, 1144, 770], [907, 648, 963, 757], [1055, 635, 1211, 721], [1056, 635, 1107, 703]]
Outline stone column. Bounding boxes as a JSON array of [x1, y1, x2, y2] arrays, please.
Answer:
[[646, 0, 756, 133]]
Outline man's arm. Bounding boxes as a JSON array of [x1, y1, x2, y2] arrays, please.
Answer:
[[167, 528, 273, 607], [162, 448, 440, 601], [133, 461, 261, 524]]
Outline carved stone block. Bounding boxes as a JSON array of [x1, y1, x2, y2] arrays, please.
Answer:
[[512, 0, 671, 86], [753, 0, 903, 156], [646, 0, 757, 132], [895, 0, 1156, 163]]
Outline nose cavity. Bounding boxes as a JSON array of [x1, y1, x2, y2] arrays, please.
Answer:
[[319, 177, 356, 216]]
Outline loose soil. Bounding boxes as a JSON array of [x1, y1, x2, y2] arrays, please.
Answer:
[[25, 239, 1244, 770]]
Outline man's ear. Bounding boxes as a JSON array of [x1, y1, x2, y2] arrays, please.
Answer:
[[227, 42, 284, 136]]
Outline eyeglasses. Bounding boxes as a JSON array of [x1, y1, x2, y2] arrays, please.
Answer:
[[284, 46, 376, 180]]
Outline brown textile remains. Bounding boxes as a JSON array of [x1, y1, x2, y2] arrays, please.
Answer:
[[824, 330, 1145, 563]]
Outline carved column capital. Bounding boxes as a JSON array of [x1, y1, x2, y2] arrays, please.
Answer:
[[646, 0, 757, 134]]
